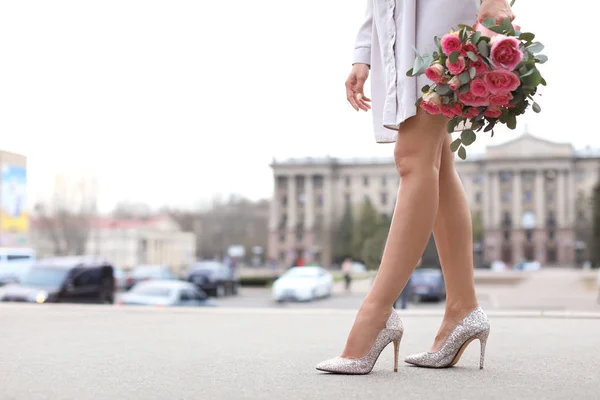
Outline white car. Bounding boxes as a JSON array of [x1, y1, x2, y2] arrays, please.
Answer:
[[272, 266, 333, 302]]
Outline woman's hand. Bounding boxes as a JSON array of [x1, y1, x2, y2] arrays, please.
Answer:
[[345, 63, 371, 112], [477, 0, 515, 23]]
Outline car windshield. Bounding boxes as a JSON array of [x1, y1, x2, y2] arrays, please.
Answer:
[[20, 267, 69, 288], [284, 268, 320, 278], [412, 270, 441, 283], [130, 285, 173, 297], [132, 267, 165, 278]]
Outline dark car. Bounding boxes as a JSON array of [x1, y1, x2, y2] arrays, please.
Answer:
[[0, 257, 115, 304], [186, 261, 239, 297], [125, 265, 176, 290], [409, 268, 446, 302]]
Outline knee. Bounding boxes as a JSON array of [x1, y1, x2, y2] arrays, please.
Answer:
[[393, 143, 442, 178]]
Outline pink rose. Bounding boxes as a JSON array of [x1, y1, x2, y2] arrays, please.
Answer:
[[446, 56, 466, 75], [470, 78, 489, 97], [513, 24, 521, 31], [448, 76, 462, 91], [470, 57, 489, 76], [484, 106, 502, 118], [441, 33, 462, 56], [463, 107, 481, 119], [458, 91, 489, 107], [460, 42, 478, 57], [420, 92, 442, 115], [490, 35, 524, 70], [483, 69, 520, 94], [489, 92, 514, 106], [440, 104, 455, 118], [474, 22, 499, 39], [451, 102, 464, 116], [425, 63, 445, 83]]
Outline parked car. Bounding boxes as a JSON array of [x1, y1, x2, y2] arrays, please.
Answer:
[[0, 247, 36, 285], [0, 256, 115, 304], [512, 260, 541, 271], [409, 268, 446, 302], [118, 280, 215, 307], [113, 267, 128, 291], [126, 265, 176, 290], [352, 262, 367, 274], [272, 266, 333, 302], [186, 261, 239, 297]]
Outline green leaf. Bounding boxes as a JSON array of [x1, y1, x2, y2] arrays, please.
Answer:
[[459, 83, 471, 94], [466, 51, 478, 62], [458, 71, 470, 84], [501, 17, 514, 34], [461, 129, 476, 146], [507, 114, 517, 130], [406, 68, 414, 77], [510, 0, 516, 6], [477, 41, 489, 57], [435, 84, 453, 95], [470, 31, 482, 44], [521, 68, 542, 88], [481, 18, 496, 28], [527, 42, 545, 54], [457, 146, 467, 160], [484, 120, 497, 132], [412, 57, 423, 75], [469, 67, 476, 79], [519, 68, 535, 78], [532, 102, 541, 113], [540, 77, 547, 86], [489, 26, 506, 34], [519, 32, 535, 42], [450, 138, 462, 152], [434, 36, 441, 48], [449, 51, 459, 64], [458, 24, 474, 31], [421, 84, 431, 93], [536, 54, 548, 64], [459, 29, 468, 42], [447, 118, 457, 133]]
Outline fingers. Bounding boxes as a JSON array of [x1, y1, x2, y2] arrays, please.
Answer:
[[346, 85, 360, 111], [346, 76, 370, 112]]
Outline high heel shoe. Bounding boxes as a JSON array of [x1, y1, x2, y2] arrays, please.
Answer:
[[316, 310, 403, 375], [404, 307, 490, 369]]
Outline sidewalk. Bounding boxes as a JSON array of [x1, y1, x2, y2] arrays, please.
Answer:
[[1, 304, 599, 400]]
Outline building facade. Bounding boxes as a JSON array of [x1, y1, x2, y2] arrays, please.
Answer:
[[269, 134, 600, 267]]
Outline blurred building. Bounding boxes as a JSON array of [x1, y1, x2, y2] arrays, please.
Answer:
[[32, 216, 196, 272], [269, 133, 600, 267], [0, 150, 29, 248]]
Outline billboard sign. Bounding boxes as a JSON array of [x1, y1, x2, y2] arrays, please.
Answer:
[[1, 164, 28, 234]]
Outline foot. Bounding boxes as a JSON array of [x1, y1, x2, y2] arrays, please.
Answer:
[[429, 304, 478, 353], [340, 301, 392, 359]]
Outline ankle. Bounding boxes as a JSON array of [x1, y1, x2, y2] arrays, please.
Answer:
[[444, 300, 478, 319]]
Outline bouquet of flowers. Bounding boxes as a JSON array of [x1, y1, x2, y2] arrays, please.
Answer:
[[407, 17, 547, 159]]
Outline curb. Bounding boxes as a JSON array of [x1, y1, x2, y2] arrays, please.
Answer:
[[3, 304, 600, 319]]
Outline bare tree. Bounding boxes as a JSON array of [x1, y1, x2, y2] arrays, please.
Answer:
[[33, 175, 98, 257]]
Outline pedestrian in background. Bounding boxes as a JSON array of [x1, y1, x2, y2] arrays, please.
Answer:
[[342, 258, 353, 292]]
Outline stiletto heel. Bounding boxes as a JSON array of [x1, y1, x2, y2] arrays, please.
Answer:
[[393, 337, 401, 372], [316, 310, 404, 375], [477, 329, 489, 370], [405, 307, 491, 369]]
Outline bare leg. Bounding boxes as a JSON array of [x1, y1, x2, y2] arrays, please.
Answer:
[[341, 108, 447, 359], [429, 135, 479, 352]]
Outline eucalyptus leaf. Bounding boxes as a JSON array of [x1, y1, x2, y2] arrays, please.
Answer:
[[467, 51, 478, 62], [477, 41, 489, 57], [458, 146, 467, 160], [484, 120, 497, 132], [469, 67, 476, 79], [519, 32, 535, 42], [449, 51, 459, 64], [447, 119, 457, 133], [470, 31, 482, 44], [520, 68, 535, 78], [412, 57, 424, 75], [536, 54, 548, 64], [501, 17, 514, 34], [421, 84, 431, 93], [406, 68, 414, 77], [481, 18, 496, 28], [450, 138, 462, 152], [435, 84, 453, 95], [489, 26, 506, 34], [458, 71, 471, 84], [527, 42, 545, 54], [540, 77, 547, 86], [510, 0, 516, 5], [459, 84, 471, 94], [507, 114, 517, 130], [461, 129, 477, 146], [532, 102, 541, 113], [458, 24, 474, 31], [521, 68, 542, 88]]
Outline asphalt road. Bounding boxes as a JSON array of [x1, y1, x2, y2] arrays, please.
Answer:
[[1, 304, 599, 400]]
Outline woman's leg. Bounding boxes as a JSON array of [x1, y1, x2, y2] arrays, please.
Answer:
[[429, 135, 479, 351], [341, 108, 447, 359]]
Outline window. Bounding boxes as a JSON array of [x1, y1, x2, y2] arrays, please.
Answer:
[[6, 255, 32, 261], [277, 176, 288, 188], [523, 172, 535, 182], [382, 175, 388, 186], [548, 230, 555, 240], [317, 195, 324, 206], [576, 170, 585, 182], [525, 230, 533, 241], [298, 194, 306, 205], [381, 192, 388, 205], [577, 210, 585, 221], [279, 233, 285, 243], [296, 231, 303, 242], [295, 176, 305, 190], [345, 176, 351, 187], [281, 195, 287, 206], [279, 252, 286, 262], [180, 290, 194, 302], [475, 191, 482, 204], [314, 175, 324, 188], [73, 269, 102, 287], [503, 191, 511, 203], [503, 231, 510, 241], [363, 176, 369, 187], [473, 172, 483, 184], [279, 214, 287, 227], [546, 191, 554, 202], [502, 172, 511, 182], [524, 191, 532, 202]]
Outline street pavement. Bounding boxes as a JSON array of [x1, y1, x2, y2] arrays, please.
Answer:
[[1, 304, 599, 400]]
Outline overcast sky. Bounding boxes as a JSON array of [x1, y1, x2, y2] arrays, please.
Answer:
[[0, 0, 591, 212]]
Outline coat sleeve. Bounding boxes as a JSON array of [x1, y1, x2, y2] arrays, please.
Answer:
[[353, 0, 373, 66]]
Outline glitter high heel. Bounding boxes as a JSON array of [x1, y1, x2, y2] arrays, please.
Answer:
[[316, 310, 404, 375], [404, 307, 490, 369]]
